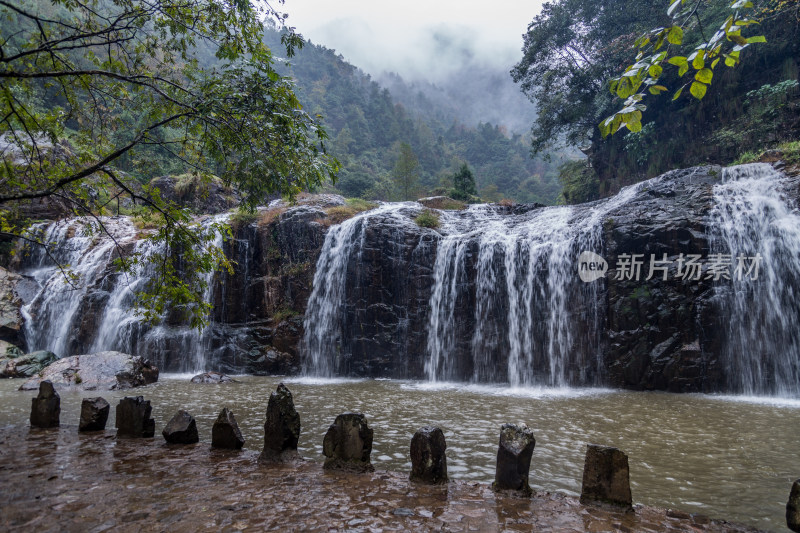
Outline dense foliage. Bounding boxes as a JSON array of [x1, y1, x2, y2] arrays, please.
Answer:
[[513, 0, 800, 201], [0, 0, 338, 327]]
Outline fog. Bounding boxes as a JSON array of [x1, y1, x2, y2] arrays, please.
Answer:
[[282, 1, 544, 132]]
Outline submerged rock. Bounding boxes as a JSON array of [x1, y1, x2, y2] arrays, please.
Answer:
[[493, 423, 535, 494], [115, 396, 155, 438], [190, 372, 237, 384], [162, 410, 199, 444], [0, 349, 57, 378], [259, 383, 301, 462], [212, 408, 245, 450], [322, 412, 374, 472], [29, 380, 60, 428], [79, 397, 110, 432], [580, 444, 633, 509], [409, 426, 448, 484], [19, 351, 158, 391]]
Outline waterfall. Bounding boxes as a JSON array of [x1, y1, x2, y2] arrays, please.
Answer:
[[20, 214, 229, 372], [424, 183, 642, 386], [710, 163, 800, 395]]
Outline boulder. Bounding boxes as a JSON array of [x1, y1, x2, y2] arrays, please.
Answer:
[[259, 383, 301, 462], [211, 408, 245, 450], [0, 267, 23, 345], [78, 397, 110, 432], [1, 350, 58, 378], [190, 371, 237, 384], [20, 351, 158, 391], [493, 423, 535, 494], [580, 444, 633, 509], [162, 410, 199, 444], [115, 396, 155, 438], [409, 426, 448, 484], [29, 380, 60, 428], [322, 412, 374, 472], [787, 479, 800, 532]]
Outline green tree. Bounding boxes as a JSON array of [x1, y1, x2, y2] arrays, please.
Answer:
[[392, 142, 420, 200], [450, 163, 478, 201], [0, 0, 338, 327]]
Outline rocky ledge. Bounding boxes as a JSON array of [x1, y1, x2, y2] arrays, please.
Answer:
[[0, 426, 763, 533], [19, 351, 158, 391]]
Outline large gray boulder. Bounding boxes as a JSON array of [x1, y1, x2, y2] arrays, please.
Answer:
[[19, 351, 158, 391], [0, 349, 58, 378]]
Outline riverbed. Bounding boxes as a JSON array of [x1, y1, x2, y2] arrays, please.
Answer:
[[1, 376, 797, 531]]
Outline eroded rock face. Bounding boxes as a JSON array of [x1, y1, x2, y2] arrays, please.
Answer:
[[322, 413, 374, 472], [0, 267, 23, 345], [162, 410, 199, 444], [19, 351, 158, 391], [29, 380, 60, 428], [115, 396, 155, 438], [409, 426, 448, 484], [259, 383, 301, 463], [493, 423, 535, 494], [149, 175, 240, 215], [79, 397, 110, 432], [211, 408, 244, 450], [580, 444, 632, 509]]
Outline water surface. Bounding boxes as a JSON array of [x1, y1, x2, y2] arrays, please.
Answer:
[[1, 376, 796, 531]]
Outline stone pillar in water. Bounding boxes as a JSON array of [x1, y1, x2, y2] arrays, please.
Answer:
[[30, 380, 60, 428], [259, 383, 301, 462], [409, 426, 448, 484], [787, 479, 800, 532], [493, 423, 535, 493], [115, 396, 155, 438], [322, 412, 374, 472], [580, 444, 632, 509], [212, 408, 245, 450], [79, 397, 109, 432], [162, 410, 199, 444]]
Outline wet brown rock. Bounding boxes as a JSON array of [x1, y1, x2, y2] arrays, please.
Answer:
[[29, 380, 60, 428], [787, 479, 800, 531], [259, 383, 301, 462], [79, 397, 110, 432], [409, 426, 448, 484], [580, 444, 632, 509], [162, 410, 199, 444], [115, 396, 155, 438], [212, 408, 244, 450], [493, 423, 535, 494], [323, 412, 374, 472]]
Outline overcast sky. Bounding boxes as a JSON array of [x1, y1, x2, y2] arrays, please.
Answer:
[[281, 1, 545, 82]]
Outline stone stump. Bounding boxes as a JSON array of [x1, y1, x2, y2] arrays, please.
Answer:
[[410, 426, 448, 484], [580, 444, 632, 509], [493, 423, 535, 493], [212, 408, 245, 450], [79, 397, 109, 432], [30, 380, 60, 428], [259, 383, 301, 462], [115, 396, 155, 438], [322, 412, 374, 472], [162, 410, 199, 444], [787, 479, 800, 532]]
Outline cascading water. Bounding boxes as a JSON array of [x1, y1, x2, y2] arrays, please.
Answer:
[[709, 163, 800, 396], [20, 214, 229, 372]]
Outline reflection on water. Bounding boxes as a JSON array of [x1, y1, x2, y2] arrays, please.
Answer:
[[1, 376, 796, 531]]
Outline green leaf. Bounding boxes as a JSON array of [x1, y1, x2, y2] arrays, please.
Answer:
[[626, 119, 643, 133], [667, 56, 687, 66], [695, 68, 713, 83], [667, 26, 684, 45], [649, 64, 663, 77], [692, 51, 705, 70], [649, 85, 668, 95], [747, 35, 767, 43], [673, 86, 684, 100], [689, 81, 707, 100], [724, 55, 737, 67], [678, 62, 689, 76]]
